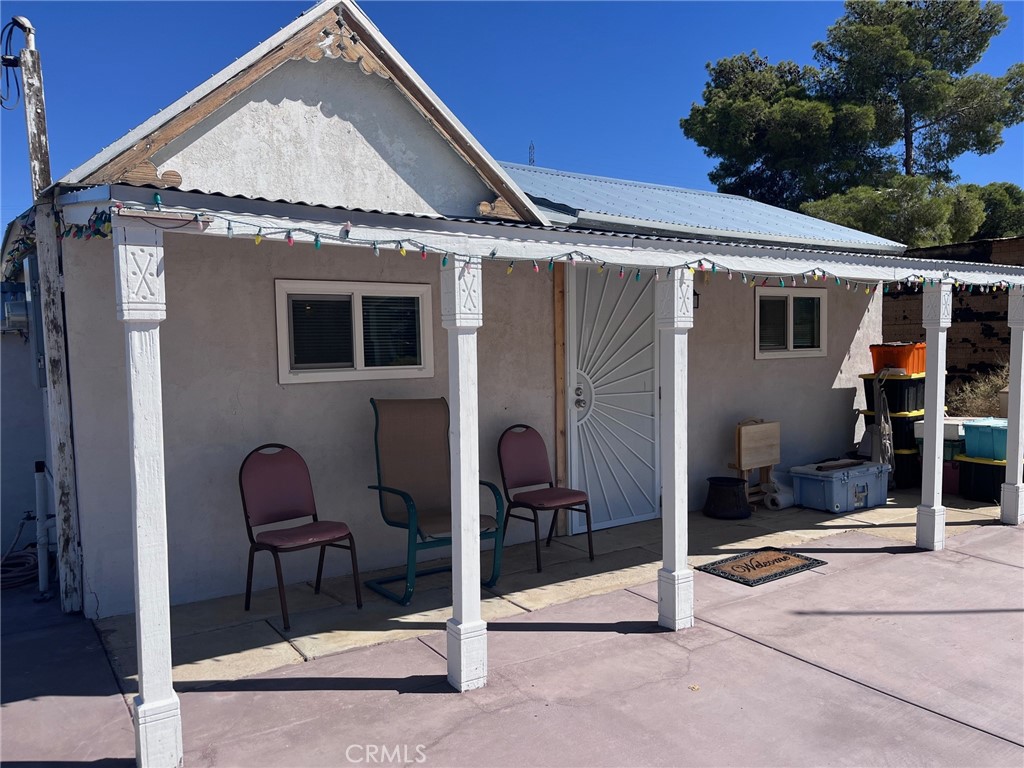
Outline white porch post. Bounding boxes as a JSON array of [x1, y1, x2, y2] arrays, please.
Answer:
[[1001, 287, 1024, 525], [917, 279, 953, 551], [113, 221, 182, 767], [441, 254, 486, 691], [656, 269, 694, 630]]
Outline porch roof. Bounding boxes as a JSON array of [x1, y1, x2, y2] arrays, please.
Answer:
[[500, 163, 906, 255], [52, 184, 1024, 289]]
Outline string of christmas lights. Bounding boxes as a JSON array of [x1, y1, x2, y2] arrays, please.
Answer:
[[30, 195, 1024, 295]]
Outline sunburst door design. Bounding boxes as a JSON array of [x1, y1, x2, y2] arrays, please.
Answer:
[[567, 267, 660, 532]]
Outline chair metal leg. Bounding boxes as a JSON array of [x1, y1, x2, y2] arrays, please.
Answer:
[[584, 502, 595, 561], [271, 551, 290, 631], [532, 510, 542, 572], [484, 512, 505, 589], [348, 536, 363, 608], [545, 508, 558, 547], [315, 546, 326, 594], [364, 528, 420, 606], [244, 546, 256, 612]]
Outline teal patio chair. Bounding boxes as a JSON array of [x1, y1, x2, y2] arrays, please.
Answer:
[[366, 397, 504, 605]]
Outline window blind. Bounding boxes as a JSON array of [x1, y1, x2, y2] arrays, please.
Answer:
[[362, 295, 421, 367], [758, 296, 788, 351], [290, 295, 354, 369]]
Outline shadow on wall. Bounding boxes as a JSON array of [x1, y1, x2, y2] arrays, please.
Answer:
[[0, 335, 46, 555], [686, 276, 877, 503]]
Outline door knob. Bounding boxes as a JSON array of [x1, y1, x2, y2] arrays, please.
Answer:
[[575, 398, 588, 409]]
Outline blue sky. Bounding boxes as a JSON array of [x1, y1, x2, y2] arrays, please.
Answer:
[[1, 0, 1021, 224]]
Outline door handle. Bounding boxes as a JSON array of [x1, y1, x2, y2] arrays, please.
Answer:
[[575, 398, 588, 409]]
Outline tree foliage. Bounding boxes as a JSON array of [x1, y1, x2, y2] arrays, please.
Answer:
[[681, 52, 886, 209], [962, 182, 1024, 240], [681, 0, 1024, 242], [813, 0, 1024, 179], [800, 176, 985, 247]]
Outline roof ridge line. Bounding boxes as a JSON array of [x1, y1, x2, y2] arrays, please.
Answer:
[[499, 161, 745, 201]]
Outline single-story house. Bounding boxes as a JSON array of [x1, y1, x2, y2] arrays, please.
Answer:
[[3, 1, 1022, 765]]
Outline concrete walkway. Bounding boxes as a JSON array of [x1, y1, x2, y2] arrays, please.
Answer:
[[2, 513, 1022, 766]]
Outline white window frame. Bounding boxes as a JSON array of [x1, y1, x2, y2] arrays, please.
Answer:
[[754, 286, 828, 360], [275, 279, 433, 384]]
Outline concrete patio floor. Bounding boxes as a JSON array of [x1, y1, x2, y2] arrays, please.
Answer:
[[87, 489, 1006, 696], [2, 492, 1022, 765]]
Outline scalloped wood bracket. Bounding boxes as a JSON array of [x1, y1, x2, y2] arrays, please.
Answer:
[[291, 12, 346, 63], [82, 9, 347, 188], [121, 161, 183, 189], [478, 197, 523, 222], [337, 24, 391, 79]]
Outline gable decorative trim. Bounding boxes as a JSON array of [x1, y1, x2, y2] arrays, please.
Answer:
[[68, 1, 545, 225], [337, 25, 391, 79], [81, 10, 345, 187], [477, 197, 523, 222], [121, 161, 183, 189]]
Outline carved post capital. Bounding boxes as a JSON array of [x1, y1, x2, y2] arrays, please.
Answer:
[[441, 255, 482, 330], [922, 280, 953, 330], [113, 221, 165, 323], [1009, 286, 1024, 330], [655, 269, 694, 331]]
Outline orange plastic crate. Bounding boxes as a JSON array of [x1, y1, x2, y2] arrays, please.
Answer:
[[870, 342, 926, 374]]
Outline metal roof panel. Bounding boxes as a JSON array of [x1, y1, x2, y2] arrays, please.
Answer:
[[500, 162, 904, 252]]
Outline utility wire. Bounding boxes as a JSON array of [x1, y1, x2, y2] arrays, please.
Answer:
[[1, 19, 23, 111]]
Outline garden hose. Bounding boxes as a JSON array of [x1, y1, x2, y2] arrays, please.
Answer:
[[1, 518, 38, 589]]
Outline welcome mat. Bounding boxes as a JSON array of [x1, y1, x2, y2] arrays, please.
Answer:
[[696, 548, 826, 587]]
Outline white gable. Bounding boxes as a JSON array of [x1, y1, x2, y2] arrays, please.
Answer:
[[148, 57, 491, 217]]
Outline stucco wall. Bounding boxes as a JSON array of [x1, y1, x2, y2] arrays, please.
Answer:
[[62, 233, 880, 619], [62, 234, 555, 618], [151, 58, 493, 217], [1, 334, 46, 555], [685, 274, 878, 503]]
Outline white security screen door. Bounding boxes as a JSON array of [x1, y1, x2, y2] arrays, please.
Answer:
[[566, 266, 660, 532]]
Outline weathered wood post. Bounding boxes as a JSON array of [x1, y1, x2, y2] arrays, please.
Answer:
[[113, 218, 182, 767], [441, 254, 487, 690], [18, 19, 52, 199], [917, 279, 953, 551], [14, 20, 82, 612], [1002, 286, 1024, 525], [656, 268, 694, 630], [34, 204, 83, 612]]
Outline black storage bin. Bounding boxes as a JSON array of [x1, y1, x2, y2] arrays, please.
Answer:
[[956, 457, 1006, 503], [893, 450, 921, 489], [864, 412, 925, 451], [862, 374, 926, 414]]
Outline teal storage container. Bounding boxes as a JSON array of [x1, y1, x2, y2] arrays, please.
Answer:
[[963, 418, 1008, 461], [915, 438, 967, 461]]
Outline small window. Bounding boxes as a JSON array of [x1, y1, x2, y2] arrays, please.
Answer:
[[755, 287, 827, 359], [276, 280, 433, 383]]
